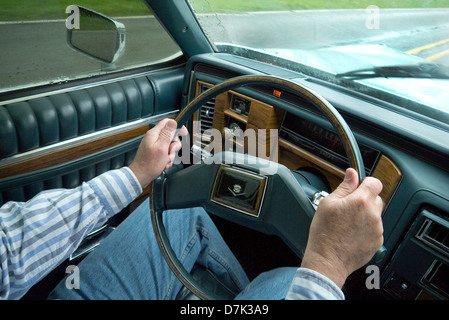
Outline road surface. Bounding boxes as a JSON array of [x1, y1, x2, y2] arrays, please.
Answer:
[[198, 8, 449, 62]]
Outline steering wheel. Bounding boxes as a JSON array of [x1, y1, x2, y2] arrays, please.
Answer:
[[150, 75, 366, 300]]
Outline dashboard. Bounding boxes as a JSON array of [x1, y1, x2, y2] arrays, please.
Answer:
[[191, 79, 401, 212], [182, 53, 449, 300]]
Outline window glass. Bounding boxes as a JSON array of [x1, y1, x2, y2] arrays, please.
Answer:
[[0, 0, 182, 94], [189, 0, 449, 123]]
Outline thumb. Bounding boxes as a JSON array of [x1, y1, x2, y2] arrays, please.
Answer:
[[154, 119, 177, 146], [332, 168, 359, 198]]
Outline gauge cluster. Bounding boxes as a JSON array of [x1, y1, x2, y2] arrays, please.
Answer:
[[279, 112, 381, 176]]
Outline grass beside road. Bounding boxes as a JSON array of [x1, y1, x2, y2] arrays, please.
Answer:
[[0, 0, 151, 21], [199, 0, 449, 11], [0, 0, 447, 21], [191, 0, 448, 12]]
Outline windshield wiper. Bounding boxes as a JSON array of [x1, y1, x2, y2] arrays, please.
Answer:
[[336, 63, 449, 80]]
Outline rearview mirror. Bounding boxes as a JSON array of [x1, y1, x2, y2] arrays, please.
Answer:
[[66, 5, 125, 64]]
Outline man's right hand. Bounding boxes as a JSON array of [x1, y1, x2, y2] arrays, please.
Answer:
[[300, 168, 384, 288]]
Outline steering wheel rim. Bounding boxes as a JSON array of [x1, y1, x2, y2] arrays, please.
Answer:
[[150, 75, 365, 300]]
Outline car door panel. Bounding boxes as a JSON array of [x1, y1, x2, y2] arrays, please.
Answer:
[[0, 66, 184, 206]]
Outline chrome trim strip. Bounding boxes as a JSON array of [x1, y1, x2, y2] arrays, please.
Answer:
[[0, 110, 178, 168]]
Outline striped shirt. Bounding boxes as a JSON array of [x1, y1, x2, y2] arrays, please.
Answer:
[[0, 167, 142, 300], [1, 166, 344, 300], [286, 268, 345, 300]]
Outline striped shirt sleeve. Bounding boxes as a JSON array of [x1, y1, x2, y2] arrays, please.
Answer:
[[0, 167, 142, 300], [285, 268, 345, 300]]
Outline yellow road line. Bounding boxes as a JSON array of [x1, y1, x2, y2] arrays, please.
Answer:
[[426, 48, 449, 61], [406, 38, 449, 55]]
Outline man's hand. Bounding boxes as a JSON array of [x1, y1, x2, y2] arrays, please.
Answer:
[[129, 119, 188, 189], [301, 168, 384, 288]]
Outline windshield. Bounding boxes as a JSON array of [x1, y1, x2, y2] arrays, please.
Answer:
[[188, 0, 449, 123]]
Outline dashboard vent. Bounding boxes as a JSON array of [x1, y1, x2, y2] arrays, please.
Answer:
[[422, 260, 449, 299], [196, 83, 216, 135], [416, 218, 449, 258]]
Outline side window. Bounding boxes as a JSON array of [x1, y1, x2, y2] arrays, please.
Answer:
[[0, 1, 181, 94]]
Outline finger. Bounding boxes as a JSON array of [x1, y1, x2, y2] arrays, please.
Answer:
[[177, 125, 188, 137], [355, 177, 383, 199], [165, 160, 173, 170], [331, 168, 359, 199], [165, 153, 176, 169], [169, 139, 182, 155], [151, 119, 178, 146], [168, 126, 187, 154], [147, 118, 172, 141], [375, 195, 385, 212]]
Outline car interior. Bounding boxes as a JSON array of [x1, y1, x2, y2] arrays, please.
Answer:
[[1, 0, 449, 300]]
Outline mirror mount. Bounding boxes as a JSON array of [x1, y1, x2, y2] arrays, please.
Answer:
[[66, 5, 126, 64]]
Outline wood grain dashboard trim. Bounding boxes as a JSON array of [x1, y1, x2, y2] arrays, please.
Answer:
[[279, 137, 402, 206]]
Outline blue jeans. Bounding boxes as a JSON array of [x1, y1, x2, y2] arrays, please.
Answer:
[[48, 199, 296, 300]]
